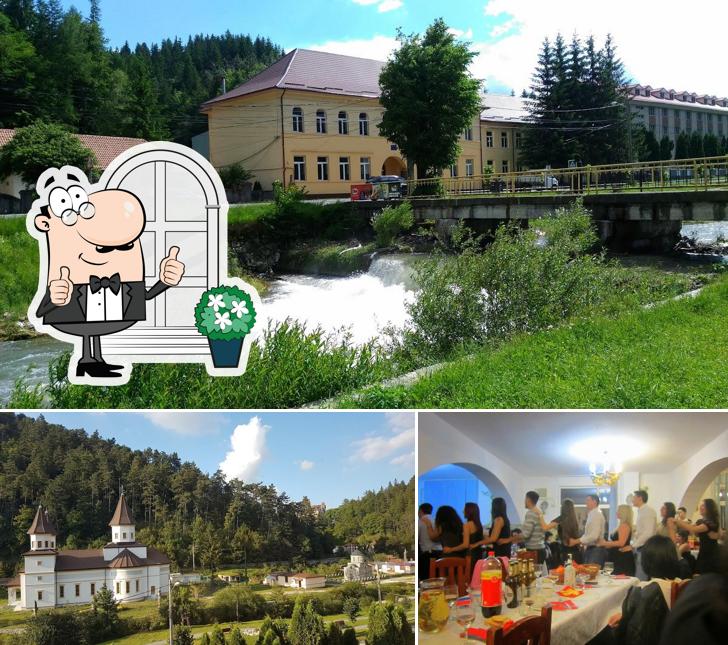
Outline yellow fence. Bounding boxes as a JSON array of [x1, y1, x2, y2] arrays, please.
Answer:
[[405, 155, 728, 199]]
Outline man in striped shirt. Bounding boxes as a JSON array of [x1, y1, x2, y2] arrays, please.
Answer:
[[521, 491, 547, 564]]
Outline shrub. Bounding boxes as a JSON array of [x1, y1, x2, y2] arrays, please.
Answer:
[[218, 162, 253, 191], [365, 602, 414, 645], [371, 202, 414, 247], [173, 626, 195, 645], [273, 180, 308, 215], [287, 596, 326, 645]]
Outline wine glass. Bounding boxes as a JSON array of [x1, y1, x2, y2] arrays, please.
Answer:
[[521, 594, 536, 615], [444, 584, 459, 620], [575, 573, 587, 591], [456, 599, 476, 641], [603, 561, 614, 584], [468, 585, 481, 612]]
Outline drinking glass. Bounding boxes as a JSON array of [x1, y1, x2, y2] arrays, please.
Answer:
[[468, 585, 481, 612], [521, 594, 536, 615], [575, 573, 587, 591], [603, 561, 614, 584], [456, 599, 476, 641], [444, 584, 459, 620]]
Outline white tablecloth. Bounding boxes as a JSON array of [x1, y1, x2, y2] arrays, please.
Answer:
[[420, 577, 639, 645]]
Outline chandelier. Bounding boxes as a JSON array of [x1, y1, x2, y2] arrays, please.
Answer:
[[589, 452, 622, 488]]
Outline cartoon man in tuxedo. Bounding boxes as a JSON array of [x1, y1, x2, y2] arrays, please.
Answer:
[[30, 166, 185, 379]]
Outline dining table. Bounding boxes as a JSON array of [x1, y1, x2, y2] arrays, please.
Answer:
[[419, 575, 639, 645]]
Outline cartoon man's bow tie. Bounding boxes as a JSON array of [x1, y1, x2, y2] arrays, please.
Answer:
[[89, 273, 121, 295]]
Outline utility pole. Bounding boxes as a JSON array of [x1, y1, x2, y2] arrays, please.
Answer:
[[168, 574, 173, 645]]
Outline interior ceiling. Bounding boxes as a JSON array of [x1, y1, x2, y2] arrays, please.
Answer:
[[426, 412, 728, 476]]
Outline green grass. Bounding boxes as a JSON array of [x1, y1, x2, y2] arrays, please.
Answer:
[[0, 216, 38, 340], [339, 274, 728, 408], [227, 203, 274, 225], [281, 242, 376, 275]]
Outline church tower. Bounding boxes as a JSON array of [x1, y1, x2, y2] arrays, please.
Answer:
[[27, 505, 57, 551], [23, 505, 57, 607], [108, 493, 135, 544]]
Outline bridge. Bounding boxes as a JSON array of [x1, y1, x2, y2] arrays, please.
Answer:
[[355, 155, 728, 251]]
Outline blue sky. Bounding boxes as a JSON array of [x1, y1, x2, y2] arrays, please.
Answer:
[[25, 411, 414, 508], [61, 0, 728, 95]]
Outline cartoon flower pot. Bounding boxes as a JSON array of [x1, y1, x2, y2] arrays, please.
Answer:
[[194, 285, 257, 369]]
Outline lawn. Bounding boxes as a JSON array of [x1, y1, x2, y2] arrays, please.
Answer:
[[0, 216, 38, 340], [341, 273, 728, 409]]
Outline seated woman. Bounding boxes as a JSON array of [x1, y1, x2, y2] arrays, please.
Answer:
[[435, 505, 468, 559], [671, 499, 721, 575], [598, 504, 635, 576], [587, 535, 680, 645], [675, 530, 696, 579], [539, 498, 582, 565], [442, 502, 484, 575], [472, 497, 512, 560], [659, 541, 728, 645]]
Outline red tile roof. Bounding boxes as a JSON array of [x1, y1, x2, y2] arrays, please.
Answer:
[[49, 547, 170, 571], [0, 129, 146, 169], [1, 577, 20, 588], [28, 506, 57, 535], [291, 573, 326, 579], [108, 548, 144, 569], [202, 48, 384, 108], [109, 494, 134, 526]]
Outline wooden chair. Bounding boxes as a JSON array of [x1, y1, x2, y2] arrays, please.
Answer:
[[429, 556, 468, 596], [487, 605, 552, 645], [670, 579, 691, 607]]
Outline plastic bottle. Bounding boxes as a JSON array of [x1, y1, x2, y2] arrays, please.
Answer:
[[480, 551, 503, 617]]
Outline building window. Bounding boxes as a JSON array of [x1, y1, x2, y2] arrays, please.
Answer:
[[359, 113, 369, 135], [486, 160, 494, 169], [91, 583, 95, 596], [515, 131, 522, 148], [317, 156, 329, 181], [501, 160, 509, 173], [75, 584, 80, 597], [50, 541, 54, 548], [59, 585, 64, 598], [122, 532, 127, 540], [125, 581, 130, 594], [339, 156, 350, 181], [293, 156, 306, 181], [450, 163, 458, 177], [115, 582, 120, 594], [151, 585, 156, 595], [15, 590, 20, 601], [360, 157, 371, 180], [465, 159, 474, 176], [338, 111, 348, 135], [292, 107, 303, 133], [135, 580, 140, 593], [486, 131, 493, 147], [37, 591, 43, 601], [44, 540, 48, 548], [648, 106, 655, 116], [501, 132, 508, 148], [463, 126, 473, 141], [37, 576, 42, 581], [114, 532, 118, 540], [37, 561, 42, 566], [316, 110, 327, 134]]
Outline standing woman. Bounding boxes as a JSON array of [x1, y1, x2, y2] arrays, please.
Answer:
[[475, 497, 512, 559], [598, 504, 636, 576], [436, 505, 467, 558], [540, 499, 582, 564], [672, 499, 721, 574], [657, 502, 677, 539], [443, 502, 484, 575]]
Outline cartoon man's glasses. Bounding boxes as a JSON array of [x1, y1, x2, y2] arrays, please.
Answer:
[[48, 185, 95, 226]]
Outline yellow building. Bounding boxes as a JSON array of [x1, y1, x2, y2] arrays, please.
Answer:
[[202, 48, 522, 196]]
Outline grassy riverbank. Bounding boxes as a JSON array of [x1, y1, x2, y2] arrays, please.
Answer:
[[338, 272, 728, 409], [0, 217, 38, 340]]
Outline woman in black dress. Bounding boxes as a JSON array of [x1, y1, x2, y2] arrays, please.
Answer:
[[443, 502, 484, 577], [474, 497, 512, 559], [598, 504, 636, 576], [434, 505, 467, 558], [673, 499, 721, 574]]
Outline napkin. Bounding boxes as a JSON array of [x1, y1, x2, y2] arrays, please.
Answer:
[[557, 586, 584, 598], [613, 574, 630, 579], [549, 599, 578, 610], [463, 627, 489, 642]]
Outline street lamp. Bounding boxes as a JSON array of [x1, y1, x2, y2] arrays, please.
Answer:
[[168, 577, 181, 645]]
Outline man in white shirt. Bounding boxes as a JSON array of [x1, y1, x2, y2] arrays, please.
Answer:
[[570, 494, 606, 565], [418, 503, 442, 581], [632, 489, 657, 581]]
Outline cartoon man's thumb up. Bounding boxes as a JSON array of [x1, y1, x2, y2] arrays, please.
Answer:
[[49, 266, 74, 306], [159, 246, 185, 286]]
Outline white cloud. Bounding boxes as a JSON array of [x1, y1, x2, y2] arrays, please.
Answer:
[[140, 411, 223, 436], [305, 34, 399, 62], [448, 27, 474, 40], [351, 412, 414, 465], [352, 0, 403, 12], [297, 459, 315, 471], [477, 0, 728, 95], [219, 417, 269, 481]]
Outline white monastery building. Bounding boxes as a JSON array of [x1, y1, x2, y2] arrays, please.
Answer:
[[5, 495, 170, 610]]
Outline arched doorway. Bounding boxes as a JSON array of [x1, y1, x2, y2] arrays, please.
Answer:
[[98, 142, 227, 360], [382, 156, 407, 177], [680, 456, 728, 523], [418, 462, 519, 526]]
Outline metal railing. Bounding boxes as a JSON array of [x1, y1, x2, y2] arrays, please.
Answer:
[[404, 155, 728, 199]]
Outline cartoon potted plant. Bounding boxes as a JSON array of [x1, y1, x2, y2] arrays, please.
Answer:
[[194, 285, 257, 368]]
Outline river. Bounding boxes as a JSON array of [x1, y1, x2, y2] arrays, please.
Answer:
[[0, 254, 421, 403]]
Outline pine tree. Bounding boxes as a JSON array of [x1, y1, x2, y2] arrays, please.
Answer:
[[659, 136, 674, 160], [703, 133, 719, 157], [675, 132, 691, 159], [287, 596, 326, 645], [689, 131, 704, 157]]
